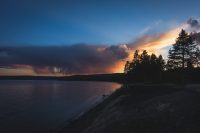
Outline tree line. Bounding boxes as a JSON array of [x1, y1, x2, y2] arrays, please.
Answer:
[[124, 29, 200, 83]]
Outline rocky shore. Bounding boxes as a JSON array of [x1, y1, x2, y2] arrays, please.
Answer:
[[58, 84, 200, 133]]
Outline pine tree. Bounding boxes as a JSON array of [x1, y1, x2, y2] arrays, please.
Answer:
[[124, 61, 130, 74], [157, 55, 165, 71], [168, 29, 199, 69], [131, 50, 140, 71]]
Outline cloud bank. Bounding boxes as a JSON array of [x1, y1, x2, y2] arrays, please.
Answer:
[[0, 44, 129, 75], [1, 18, 200, 75]]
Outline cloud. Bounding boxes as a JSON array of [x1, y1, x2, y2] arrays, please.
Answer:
[[1, 18, 200, 75], [0, 44, 129, 75], [127, 27, 182, 57], [187, 18, 200, 30], [191, 32, 200, 44], [127, 18, 200, 58], [187, 18, 200, 44]]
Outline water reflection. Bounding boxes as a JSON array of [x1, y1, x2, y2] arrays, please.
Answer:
[[0, 80, 121, 133]]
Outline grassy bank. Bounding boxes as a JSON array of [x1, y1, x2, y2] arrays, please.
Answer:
[[58, 83, 200, 133]]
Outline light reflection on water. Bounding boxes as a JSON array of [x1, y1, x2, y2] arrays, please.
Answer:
[[0, 80, 121, 133]]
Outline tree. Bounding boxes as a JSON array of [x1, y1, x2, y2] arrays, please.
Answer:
[[196, 48, 200, 67], [157, 55, 165, 71], [124, 50, 165, 82], [132, 50, 140, 69], [124, 50, 140, 74], [168, 29, 199, 69], [124, 61, 130, 74], [150, 54, 157, 70], [140, 50, 150, 65]]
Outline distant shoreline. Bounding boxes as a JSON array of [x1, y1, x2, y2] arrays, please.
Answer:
[[0, 73, 125, 83]]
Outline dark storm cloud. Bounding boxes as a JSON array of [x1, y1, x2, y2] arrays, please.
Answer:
[[191, 32, 200, 44], [187, 18, 200, 45], [0, 44, 129, 74], [187, 18, 200, 29]]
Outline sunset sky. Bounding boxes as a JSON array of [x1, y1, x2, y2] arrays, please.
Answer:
[[0, 0, 200, 75]]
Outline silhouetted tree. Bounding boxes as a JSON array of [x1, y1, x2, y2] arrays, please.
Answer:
[[150, 53, 158, 71], [124, 50, 165, 82], [157, 55, 165, 70], [196, 48, 200, 67], [124, 61, 130, 74], [168, 29, 199, 69], [132, 50, 140, 69]]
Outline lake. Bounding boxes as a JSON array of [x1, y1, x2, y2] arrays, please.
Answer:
[[0, 80, 121, 133]]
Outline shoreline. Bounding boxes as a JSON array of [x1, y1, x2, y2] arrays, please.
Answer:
[[53, 90, 117, 133], [0, 73, 124, 83], [57, 83, 200, 133], [56, 85, 124, 133]]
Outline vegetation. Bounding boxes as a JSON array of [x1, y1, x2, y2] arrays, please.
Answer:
[[124, 50, 165, 82], [124, 29, 200, 83], [167, 29, 200, 69]]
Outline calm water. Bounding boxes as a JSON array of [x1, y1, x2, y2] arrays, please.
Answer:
[[0, 80, 121, 133]]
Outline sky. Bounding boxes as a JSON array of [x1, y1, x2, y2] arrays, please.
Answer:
[[0, 0, 200, 75]]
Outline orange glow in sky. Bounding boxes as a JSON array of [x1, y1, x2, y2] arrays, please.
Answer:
[[0, 25, 189, 75], [135, 25, 187, 56]]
